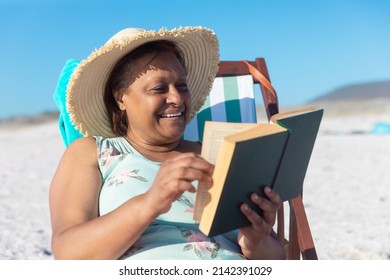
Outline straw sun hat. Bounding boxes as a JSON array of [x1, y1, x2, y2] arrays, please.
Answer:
[[66, 26, 220, 138]]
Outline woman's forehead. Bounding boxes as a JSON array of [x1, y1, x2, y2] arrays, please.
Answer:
[[131, 52, 187, 77]]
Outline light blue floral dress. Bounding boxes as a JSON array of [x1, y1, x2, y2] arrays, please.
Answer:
[[96, 136, 245, 260]]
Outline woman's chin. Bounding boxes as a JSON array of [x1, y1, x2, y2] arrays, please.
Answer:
[[161, 129, 185, 143]]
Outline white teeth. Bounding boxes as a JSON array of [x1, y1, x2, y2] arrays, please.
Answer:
[[161, 112, 182, 118]]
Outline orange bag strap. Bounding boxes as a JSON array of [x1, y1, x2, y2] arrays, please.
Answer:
[[242, 60, 277, 99]]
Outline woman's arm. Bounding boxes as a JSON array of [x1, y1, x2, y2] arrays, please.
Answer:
[[49, 137, 158, 259], [49, 138, 214, 259]]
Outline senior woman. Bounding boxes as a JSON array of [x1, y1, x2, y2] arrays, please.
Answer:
[[49, 26, 285, 260]]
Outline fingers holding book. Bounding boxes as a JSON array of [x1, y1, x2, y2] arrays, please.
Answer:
[[260, 186, 283, 224], [238, 187, 282, 240], [237, 187, 285, 259], [146, 153, 214, 215]]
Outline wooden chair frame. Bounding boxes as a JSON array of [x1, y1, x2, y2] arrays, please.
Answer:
[[217, 58, 318, 260]]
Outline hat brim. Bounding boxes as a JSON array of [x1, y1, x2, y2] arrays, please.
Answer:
[[66, 27, 219, 138]]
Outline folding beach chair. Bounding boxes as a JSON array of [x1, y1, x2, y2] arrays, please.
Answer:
[[53, 58, 318, 260]]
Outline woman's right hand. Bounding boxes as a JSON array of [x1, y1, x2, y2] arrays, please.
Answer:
[[144, 152, 214, 216]]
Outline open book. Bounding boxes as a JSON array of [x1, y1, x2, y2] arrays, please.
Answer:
[[194, 107, 324, 237]]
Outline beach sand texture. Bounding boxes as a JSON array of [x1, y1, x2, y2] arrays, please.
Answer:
[[0, 112, 389, 260]]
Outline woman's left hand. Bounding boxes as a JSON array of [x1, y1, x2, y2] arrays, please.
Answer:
[[237, 186, 285, 259]]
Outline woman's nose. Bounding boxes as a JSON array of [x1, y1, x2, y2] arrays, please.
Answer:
[[166, 86, 184, 106]]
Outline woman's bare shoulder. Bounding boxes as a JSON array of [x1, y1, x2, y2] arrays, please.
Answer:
[[63, 137, 98, 162], [52, 137, 101, 189], [68, 136, 96, 146]]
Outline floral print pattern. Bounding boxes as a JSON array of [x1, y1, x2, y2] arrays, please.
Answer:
[[98, 146, 148, 186], [106, 169, 148, 187], [181, 229, 221, 258], [98, 147, 119, 168], [178, 195, 195, 214]]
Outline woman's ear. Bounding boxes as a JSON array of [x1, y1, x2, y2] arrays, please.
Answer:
[[114, 91, 126, 111]]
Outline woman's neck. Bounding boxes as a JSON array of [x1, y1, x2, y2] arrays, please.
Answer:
[[123, 134, 201, 163], [123, 134, 182, 163]]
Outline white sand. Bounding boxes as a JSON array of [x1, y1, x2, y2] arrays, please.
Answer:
[[0, 113, 389, 260], [303, 113, 390, 260], [0, 122, 64, 260]]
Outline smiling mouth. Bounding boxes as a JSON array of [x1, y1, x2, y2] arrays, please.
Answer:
[[159, 112, 184, 118]]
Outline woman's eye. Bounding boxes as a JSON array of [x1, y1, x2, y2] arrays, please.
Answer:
[[177, 83, 188, 91], [151, 86, 167, 93]]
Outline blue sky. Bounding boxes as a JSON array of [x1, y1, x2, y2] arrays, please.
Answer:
[[1, 0, 389, 119]]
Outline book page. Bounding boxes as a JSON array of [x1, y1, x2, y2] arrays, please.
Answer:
[[201, 121, 259, 163], [193, 121, 258, 222]]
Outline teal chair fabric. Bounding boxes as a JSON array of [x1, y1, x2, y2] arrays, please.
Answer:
[[184, 74, 257, 141]]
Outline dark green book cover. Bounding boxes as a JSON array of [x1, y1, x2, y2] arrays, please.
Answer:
[[207, 131, 289, 236], [272, 108, 324, 201]]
